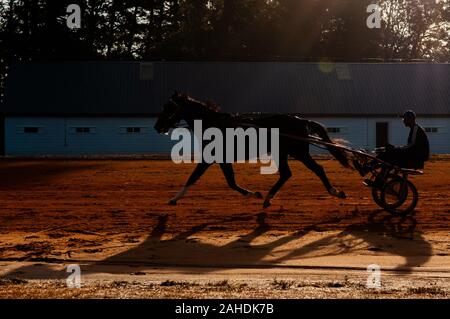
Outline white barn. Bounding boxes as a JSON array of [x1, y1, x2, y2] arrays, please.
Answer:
[[1, 62, 449, 156]]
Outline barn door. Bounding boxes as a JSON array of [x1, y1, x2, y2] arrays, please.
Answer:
[[376, 122, 389, 147]]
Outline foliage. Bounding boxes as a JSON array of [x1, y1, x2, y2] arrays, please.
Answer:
[[0, 0, 448, 102]]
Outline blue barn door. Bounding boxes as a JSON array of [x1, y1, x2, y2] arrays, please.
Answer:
[[376, 122, 389, 147]]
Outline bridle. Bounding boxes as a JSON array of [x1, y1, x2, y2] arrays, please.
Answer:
[[163, 98, 189, 129], [166, 98, 181, 122]]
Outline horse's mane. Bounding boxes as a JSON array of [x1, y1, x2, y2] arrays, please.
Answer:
[[179, 94, 221, 113]]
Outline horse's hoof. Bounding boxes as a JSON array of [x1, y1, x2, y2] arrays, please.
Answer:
[[168, 199, 177, 206], [254, 192, 263, 199], [329, 188, 346, 199], [263, 200, 271, 209]]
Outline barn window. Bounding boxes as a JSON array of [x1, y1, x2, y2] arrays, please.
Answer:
[[68, 127, 96, 134], [424, 127, 439, 133], [327, 127, 340, 133], [326, 127, 348, 134], [127, 127, 141, 133], [120, 127, 147, 134], [23, 127, 40, 133], [76, 127, 91, 133]]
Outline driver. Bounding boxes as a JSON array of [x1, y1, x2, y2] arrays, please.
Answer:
[[377, 110, 430, 169], [354, 110, 430, 186]]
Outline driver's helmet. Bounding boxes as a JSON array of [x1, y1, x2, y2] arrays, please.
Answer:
[[402, 110, 416, 119]]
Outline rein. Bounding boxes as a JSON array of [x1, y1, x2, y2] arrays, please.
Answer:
[[165, 100, 382, 165]]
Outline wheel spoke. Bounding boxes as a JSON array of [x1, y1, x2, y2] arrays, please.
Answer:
[[380, 178, 419, 216]]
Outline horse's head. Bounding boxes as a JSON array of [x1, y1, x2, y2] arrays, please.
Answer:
[[154, 92, 183, 135]]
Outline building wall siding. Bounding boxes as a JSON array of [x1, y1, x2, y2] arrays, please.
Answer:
[[5, 117, 176, 155], [305, 117, 449, 154], [307, 117, 370, 153], [5, 117, 66, 155], [4, 116, 450, 156], [409, 117, 450, 154], [366, 117, 450, 153]]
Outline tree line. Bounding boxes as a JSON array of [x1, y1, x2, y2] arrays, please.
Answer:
[[0, 0, 449, 102]]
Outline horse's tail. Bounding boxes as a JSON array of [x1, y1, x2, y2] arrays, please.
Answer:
[[308, 121, 350, 168]]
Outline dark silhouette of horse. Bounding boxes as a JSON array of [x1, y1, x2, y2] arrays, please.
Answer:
[[154, 92, 350, 208]]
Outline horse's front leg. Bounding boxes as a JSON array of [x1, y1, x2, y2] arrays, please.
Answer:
[[219, 163, 262, 199], [263, 154, 291, 208], [298, 154, 346, 199], [169, 162, 212, 205]]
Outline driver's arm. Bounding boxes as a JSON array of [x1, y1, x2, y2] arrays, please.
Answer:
[[399, 125, 418, 150]]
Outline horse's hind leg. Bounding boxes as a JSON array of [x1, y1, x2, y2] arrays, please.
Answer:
[[219, 163, 262, 199], [298, 153, 346, 199], [263, 154, 291, 208], [169, 162, 212, 205]]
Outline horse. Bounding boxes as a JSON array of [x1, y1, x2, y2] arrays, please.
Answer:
[[154, 92, 350, 208]]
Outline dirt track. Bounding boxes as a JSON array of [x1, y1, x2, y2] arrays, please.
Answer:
[[0, 158, 449, 298]]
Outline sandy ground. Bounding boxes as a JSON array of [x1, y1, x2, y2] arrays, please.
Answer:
[[0, 157, 449, 298]]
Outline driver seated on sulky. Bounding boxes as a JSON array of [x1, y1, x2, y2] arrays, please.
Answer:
[[354, 110, 430, 187]]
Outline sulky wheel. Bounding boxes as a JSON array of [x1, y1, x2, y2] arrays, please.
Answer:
[[371, 174, 400, 208], [380, 178, 419, 216], [372, 187, 386, 208]]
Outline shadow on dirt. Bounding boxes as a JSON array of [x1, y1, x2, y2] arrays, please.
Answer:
[[273, 210, 431, 273], [2, 209, 432, 279], [0, 160, 100, 190]]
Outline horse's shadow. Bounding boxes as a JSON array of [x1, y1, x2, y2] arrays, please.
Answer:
[[273, 210, 431, 274], [3, 209, 431, 280]]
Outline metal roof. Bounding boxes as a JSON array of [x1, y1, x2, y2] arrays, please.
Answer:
[[2, 61, 449, 116]]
